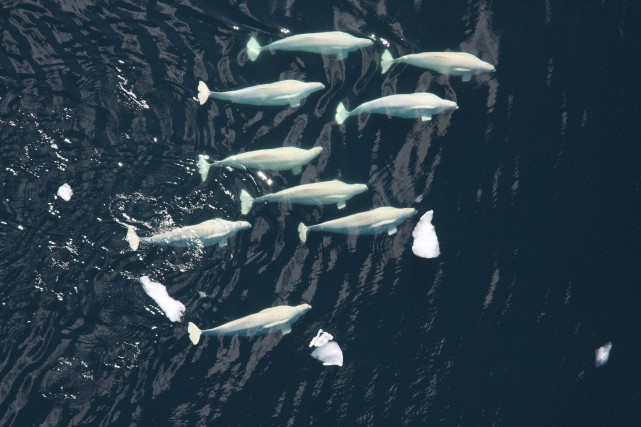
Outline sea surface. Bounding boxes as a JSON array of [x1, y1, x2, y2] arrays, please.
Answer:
[[1, 0, 640, 426]]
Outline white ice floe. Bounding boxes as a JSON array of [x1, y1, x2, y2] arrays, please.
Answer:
[[309, 329, 343, 367], [595, 342, 612, 367], [139, 276, 185, 322], [411, 210, 440, 258], [57, 183, 73, 201]]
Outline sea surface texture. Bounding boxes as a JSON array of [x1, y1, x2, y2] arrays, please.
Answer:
[[1, 0, 640, 426]]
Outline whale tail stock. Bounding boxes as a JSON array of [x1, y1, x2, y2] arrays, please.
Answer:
[[298, 223, 309, 243], [335, 102, 350, 125], [126, 226, 140, 251], [197, 81, 211, 105], [380, 49, 395, 74], [247, 37, 262, 61], [188, 322, 202, 345], [240, 189, 255, 215]]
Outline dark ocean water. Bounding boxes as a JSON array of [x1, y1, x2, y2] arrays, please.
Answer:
[[1, 0, 641, 425]]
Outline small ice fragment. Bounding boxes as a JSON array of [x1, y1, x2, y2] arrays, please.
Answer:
[[309, 329, 333, 348], [139, 276, 185, 322], [57, 183, 73, 201], [411, 210, 440, 258], [311, 342, 343, 367], [415, 194, 424, 203], [198, 291, 207, 298], [595, 342, 612, 367]]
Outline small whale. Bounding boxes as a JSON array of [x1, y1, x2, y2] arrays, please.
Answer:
[[197, 80, 324, 107], [335, 93, 458, 125], [198, 146, 323, 181], [239, 180, 368, 214], [126, 219, 251, 251], [381, 50, 495, 81], [187, 303, 312, 345], [246, 31, 374, 61], [298, 206, 417, 243]]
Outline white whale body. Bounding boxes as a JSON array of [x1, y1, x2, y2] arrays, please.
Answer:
[[298, 206, 417, 243], [197, 80, 324, 107], [239, 180, 368, 214], [335, 93, 458, 125], [198, 146, 323, 181], [381, 50, 495, 81], [246, 31, 373, 61], [126, 218, 251, 251], [187, 303, 312, 345]]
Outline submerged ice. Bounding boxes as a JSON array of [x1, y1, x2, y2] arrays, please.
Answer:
[[309, 329, 343, 367]]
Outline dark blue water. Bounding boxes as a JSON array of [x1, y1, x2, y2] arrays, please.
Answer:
[[1, 0, 640, 425]]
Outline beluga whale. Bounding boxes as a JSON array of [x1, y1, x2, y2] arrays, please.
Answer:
[[381, 50, 495, 81], [198, 146, 323, 181], [187, 303, 312, 345], [197, 80, 325, 107], [246, 31, 374, 61], [239, 180, 368, 214], [335, 93, 458, 125], [125, 219, 251, 251], [298, 206, 417, 243]]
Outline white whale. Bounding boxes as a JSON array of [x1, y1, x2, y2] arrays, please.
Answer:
[[187, 303, 312, 345], [335, 93, 458, 125], [246, 31, 374, 61], [197, 80, 324, 107], [198, 146, 323, 181], [126, 219, 251, 251], [298, 206, 417, 243], [381, 50, 495, 81], [239, 180, 368, 214]]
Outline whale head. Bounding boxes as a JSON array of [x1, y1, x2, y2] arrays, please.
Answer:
[[295, 303, 312, 313], [401, 208, 418, 219], [351, 183, 369, 195], [308, 146, 324, 158], [359, 38, 374, 48], [305, 82, 326, 95], [237, 221, 252, 230], [477, 61, 496, 73], [443, 99, 459, 111]]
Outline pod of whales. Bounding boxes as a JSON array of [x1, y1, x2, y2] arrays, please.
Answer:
[[381, 50, 495, 81], [298, 206, 417, 243], [239, 180, 368, 214], [335, 93, 458, 124], [126, 219, 251, 251], [187, 304, 312, 345], [247, 31, 373, 61], [198, 146, 323, 181], [197, 80, 325, 107]]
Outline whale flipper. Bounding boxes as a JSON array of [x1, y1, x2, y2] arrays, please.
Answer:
[[218, 238, 228, 247], [387, 226, 397, 235], [336, 51, 347, 60], [289, 100, 301, 107], [462, 74, 472, 82], [282, 326, 292, 335], [337, 200, 346, 209], [292, 166, 302, 175], [421, 115, 432, 121]]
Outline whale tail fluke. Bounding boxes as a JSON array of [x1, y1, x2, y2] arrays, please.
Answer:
[[335, 102, 350, 125], [298, 223, 309, 243], [126, 226, 140, 251], [197, 81, 211, 105], [240, 189, 254, 215], [381, 49, 394, 74], [188, 322, 202, 345], [247, 37, 262, 61], [198, 154, 215, 182]]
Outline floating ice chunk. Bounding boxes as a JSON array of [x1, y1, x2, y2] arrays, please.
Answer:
[[595, 342, 612, 367], [198, 291, 207, 298], [309, 329, 333, 348], [309, 329, 343, 367], [57, 184, 73, 201], [411, 210, 440, 258], [139, 276, 185, 322], [311, 342, 343, 366]]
